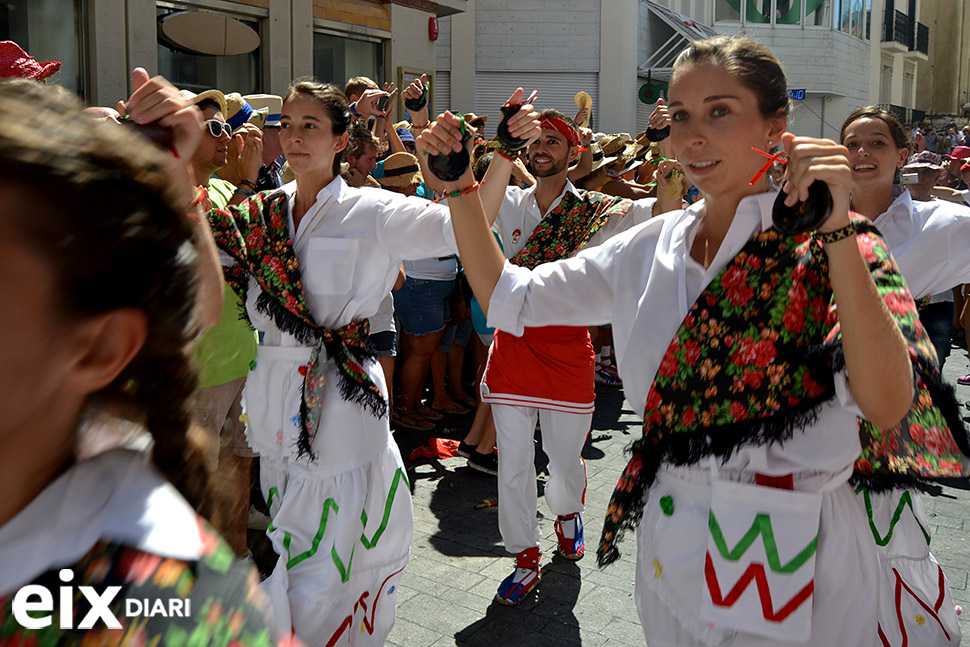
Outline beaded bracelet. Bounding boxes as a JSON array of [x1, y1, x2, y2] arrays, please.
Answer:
[[434, 180, 483, 203], [238, 179, 257, 190], [496, 147, 527, 162], [815, 222, 856, 245]]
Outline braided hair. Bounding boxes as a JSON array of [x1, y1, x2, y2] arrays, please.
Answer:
[[0, 79, 211, 511]]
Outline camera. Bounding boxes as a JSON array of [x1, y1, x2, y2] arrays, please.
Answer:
[[901, 172, 919, 185], [376, 95, 390, 114]]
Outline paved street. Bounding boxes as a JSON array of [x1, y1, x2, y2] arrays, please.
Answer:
[[386, 338, 970, 646]]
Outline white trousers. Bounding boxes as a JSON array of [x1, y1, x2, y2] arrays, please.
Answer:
[[491, 403, 591, 554]]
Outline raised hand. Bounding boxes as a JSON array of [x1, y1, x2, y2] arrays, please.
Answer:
[[357, 88, 390, 118], [780, 132, 851, 233], [235, 123, 264, 184], [119, 67, 202, 165]]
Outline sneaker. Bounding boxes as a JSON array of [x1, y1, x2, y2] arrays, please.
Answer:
[[958, 375, 970, 386], [247, 505, 271, 530], [467, 450, 498, 475], [495, 547, 541, 605], [456, 441, 476, 458], [601, 362, 621, 380], [594, 368, 621, 386], [554, 512, 585, 560]]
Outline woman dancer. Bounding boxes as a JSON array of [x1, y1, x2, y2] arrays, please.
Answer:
[[0, 73, 280, 643], [840, 106, 970, 646], [153, 76, 536, 644], [419, 36, 969, 646]]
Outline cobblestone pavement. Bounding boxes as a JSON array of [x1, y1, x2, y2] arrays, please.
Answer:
[[386, 336, 970, 646]]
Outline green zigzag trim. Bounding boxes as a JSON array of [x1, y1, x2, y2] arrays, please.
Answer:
[[278, 468, 410, 581], [708, 511, 818, 573], [854, 486, 931, 546]]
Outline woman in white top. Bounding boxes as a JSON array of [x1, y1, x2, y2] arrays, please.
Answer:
[[418, 36, 968, 646], [155, 77, 536, 645], [841, 106, 970, 646]]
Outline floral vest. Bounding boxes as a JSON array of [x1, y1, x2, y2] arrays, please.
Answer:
[[597, 218, 970, 566], [207, 191, 386, 460]]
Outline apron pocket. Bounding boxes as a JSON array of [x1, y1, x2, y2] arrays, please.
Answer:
[[700, 479, 821, 642]]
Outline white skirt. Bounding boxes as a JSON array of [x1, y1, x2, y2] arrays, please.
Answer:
[[244, 344, 413, 646], [634, 464, 880, 647]]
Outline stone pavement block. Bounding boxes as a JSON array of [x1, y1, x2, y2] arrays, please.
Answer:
[[396, 592, 493, 636], [925, 509, 965, 530], [386, 617, 447, 647], [403, 571, 494, 611]]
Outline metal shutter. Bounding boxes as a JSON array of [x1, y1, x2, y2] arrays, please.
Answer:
[[474, 72, 599, 137], [434, 71, 451, 117], [787, 95, 825, 138]]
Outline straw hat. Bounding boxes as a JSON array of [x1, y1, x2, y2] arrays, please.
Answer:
[[179, 88, 227, 118], [243, 93, 283, 127], [463, 112, 489, 132], [224, 92, 268, 133], [598, 133, 632, 160], [588, 142, 618, 173], [0, 41, 60, 80], [381, 152, 423, 187]]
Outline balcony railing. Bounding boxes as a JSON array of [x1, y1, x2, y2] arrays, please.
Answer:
[[915, 22, 929, 55], [883, 9, 912, 48]]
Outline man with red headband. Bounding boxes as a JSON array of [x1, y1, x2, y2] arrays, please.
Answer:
[[475, 108, 640, 605]]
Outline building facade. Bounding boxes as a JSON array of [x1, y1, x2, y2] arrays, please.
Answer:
[[915, 0, 970, 117], [5, 0, 461, 111]]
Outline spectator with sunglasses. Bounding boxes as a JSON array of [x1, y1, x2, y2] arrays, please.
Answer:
[[181, 88, 262, 558]]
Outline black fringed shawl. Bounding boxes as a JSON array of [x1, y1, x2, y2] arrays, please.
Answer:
[[597, 218, 970, 566], [206, 191, 386, 460]]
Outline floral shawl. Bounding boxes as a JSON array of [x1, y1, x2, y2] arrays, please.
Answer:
[[206, 191, 386, 460], [597, 217, 970, 566], [509, 191, 633, 269]]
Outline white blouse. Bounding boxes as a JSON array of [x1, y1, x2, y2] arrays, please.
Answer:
[[873, 187, 970, 299], [488, 191, 862, 475], [251, 177, 457, 344]]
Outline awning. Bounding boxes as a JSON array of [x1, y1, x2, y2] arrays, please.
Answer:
[[638, 0, 718, 82]]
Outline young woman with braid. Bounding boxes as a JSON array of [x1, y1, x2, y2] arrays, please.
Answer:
[[419, 36, 969, 646], [0, 73, 283, 644]]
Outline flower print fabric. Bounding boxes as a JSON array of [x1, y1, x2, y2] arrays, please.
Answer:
[[0, 518, 295, 646], [598, 217, 970, 566]]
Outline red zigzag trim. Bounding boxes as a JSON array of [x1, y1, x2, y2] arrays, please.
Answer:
[[325, 566, 406, 647], [704, 552, 814, 622], [877, 565, 950, 647]]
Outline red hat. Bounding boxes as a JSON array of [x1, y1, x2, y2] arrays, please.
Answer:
[[961, 161, 970, 173], [0, 41, 61, 81], [951, 145, 970, 160]]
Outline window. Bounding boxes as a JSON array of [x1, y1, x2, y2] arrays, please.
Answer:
[[313, 32, 384, 88], [806, 0, 832, 27], [0, 0, 84, 96], [156, 7, 261, 95], [715, 0, 741, 23]]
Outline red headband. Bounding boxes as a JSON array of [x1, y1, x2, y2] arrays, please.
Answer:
[[540, 117, 580, 148]]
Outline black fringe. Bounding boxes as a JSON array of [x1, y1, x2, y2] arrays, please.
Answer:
[[597, 394, 832, 567], [254, 290, 316, 345]]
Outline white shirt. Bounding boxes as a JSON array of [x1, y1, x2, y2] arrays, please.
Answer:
[[874, 186, 970, 299], [250, 178, 457, 344], [488, 191, 862, 474], [493, 179, 653, 260], [0, 446, 203, 595]]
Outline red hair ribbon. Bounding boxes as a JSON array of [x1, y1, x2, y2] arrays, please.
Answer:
[[749, 146, 787, 186]]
